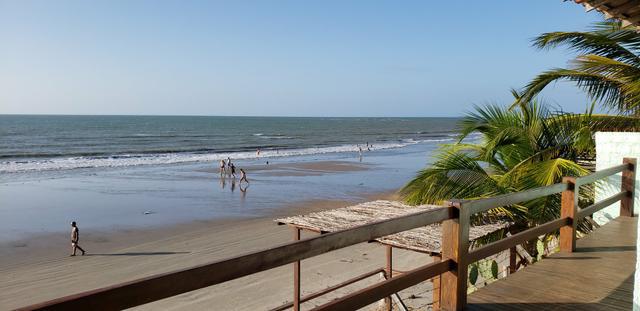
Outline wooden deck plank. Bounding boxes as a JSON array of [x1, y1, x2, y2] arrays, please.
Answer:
[[468, 216, 637, 310]]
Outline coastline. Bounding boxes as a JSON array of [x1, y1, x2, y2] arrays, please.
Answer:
[[0, 191, 435, 310]]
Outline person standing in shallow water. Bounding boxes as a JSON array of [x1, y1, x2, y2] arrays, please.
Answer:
[[70, 221, 86, 256], [219, 159, 226, 176]]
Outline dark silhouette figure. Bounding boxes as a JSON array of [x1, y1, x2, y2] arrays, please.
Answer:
[[230, 163, 237, 178], [240, 168, 249, 184], [70, 221, 86, 256]]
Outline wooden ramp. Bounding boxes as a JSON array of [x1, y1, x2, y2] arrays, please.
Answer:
[[468, 216, 637, 311]]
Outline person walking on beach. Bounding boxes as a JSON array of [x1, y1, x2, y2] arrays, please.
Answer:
[[70, 221, 86, 256], [239, 168, 249, 184], [230, 162, 237, 178]]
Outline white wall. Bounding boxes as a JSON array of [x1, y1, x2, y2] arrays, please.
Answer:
[[594, 132, 640, 223], [594, 132, 640, 310]]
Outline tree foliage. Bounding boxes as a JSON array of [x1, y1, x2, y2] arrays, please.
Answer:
[[515, 21, 640, 115]]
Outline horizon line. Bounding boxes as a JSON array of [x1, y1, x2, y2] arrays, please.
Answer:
[[0, 113, 463, 118]]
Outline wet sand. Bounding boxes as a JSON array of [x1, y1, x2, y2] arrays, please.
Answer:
[[0, 194, 435, 310], [198, 160, 372, 177]]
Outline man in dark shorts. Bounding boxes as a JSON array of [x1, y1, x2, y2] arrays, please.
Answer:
[[70, 221, 86, 256]]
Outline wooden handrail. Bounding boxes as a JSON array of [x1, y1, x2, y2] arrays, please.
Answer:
[[269, 268, 385, 311], [467, 217, 570, 263], [464, 183, 568, 215], [312, 260, 453, 311], [577, 191, 628, 219], [575, 163, 628, 186], [16, 158, 636, 311]]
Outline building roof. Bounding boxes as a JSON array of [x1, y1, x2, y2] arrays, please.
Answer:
[[275, 200, 510, 255], [575, 0, 640, 27]]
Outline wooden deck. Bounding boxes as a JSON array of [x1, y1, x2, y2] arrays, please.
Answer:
[[468, 216, 637, 311]]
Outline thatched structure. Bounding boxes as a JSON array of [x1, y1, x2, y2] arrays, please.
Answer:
[[276, 200, 510, 255], [575, 0, 640, 28]]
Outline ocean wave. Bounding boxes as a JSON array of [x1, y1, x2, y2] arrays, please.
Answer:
[[0, 138, 452, 173], [259, 135, 294, 140]]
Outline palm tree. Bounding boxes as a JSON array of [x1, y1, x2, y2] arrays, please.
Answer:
[[401, 100, 640, 232], [403, 102, 587, 230], [515, 21, 640, 115]]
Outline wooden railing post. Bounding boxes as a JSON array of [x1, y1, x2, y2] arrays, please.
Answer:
[[293, 228, 301, 311], [621, 157, 636, 217], [385, 245, 393, 311], [560, 177, 577, 253], [509, 247, 517, 274], [440, 200, 469, 311], [431, 254, 441, 310]]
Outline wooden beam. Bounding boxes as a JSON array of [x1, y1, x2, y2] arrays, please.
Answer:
[[269, 269, 385, 311], [609, 0, 640, 17], [464, 183, 568, 215], [440, 200, 469, 310], [560, 177, 577, 253], [380, 272, 409, 311], [575, 163, 627, 186], [577, 191, 626, 219], [431, 254, 441, 311], [385, 245, 393, 311], [293, 228, 301, 311], [467, 217, 570, 263], [621, 157, 636, 217], [312, 260, 452, 311], [509, 247, 517, 274]]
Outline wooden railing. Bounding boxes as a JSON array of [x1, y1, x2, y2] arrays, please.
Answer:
[[16, 158, 636, 311]]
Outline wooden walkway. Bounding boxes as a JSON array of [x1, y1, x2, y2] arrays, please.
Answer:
[[468, 216, 637, 310]]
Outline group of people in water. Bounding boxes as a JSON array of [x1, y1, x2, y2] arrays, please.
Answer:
[[219, 157, 249, 184], [357, 141, 374, 156]]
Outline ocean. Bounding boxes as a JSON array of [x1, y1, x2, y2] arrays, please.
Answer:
[[0, 115, 459, 174], [0, 115, 464, 241]]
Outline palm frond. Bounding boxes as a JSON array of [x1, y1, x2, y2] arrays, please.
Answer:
[[533, 21, 640, 66]]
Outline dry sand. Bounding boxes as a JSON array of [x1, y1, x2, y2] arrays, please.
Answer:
[[0, 195, 435, 310]]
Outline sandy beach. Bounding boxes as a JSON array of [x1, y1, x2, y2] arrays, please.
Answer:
[[0, 194, 435, 310]]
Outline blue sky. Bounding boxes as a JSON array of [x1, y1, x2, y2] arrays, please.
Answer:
[[0, 1, 603, 117]]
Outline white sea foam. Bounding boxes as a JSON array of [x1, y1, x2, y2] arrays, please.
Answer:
[[0, 138, 454, 174]]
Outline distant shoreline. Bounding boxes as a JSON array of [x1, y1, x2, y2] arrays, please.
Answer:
[[0, 113, 463, 119]]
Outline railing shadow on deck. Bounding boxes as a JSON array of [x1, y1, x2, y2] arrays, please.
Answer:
[[14, 158, 637, 311], [467, 273, 634, 311], [575, 245, 636, 253]]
